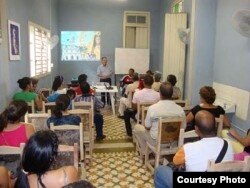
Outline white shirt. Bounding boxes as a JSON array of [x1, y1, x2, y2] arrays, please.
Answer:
[[184, 137, 234, 171], [145, 100, 186, 139], [132, 88, 160, 104], [97, 64, 112, 78], [125, 81, 139, 95]]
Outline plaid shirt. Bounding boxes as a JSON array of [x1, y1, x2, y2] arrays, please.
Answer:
[[74, 94, 104, 111]]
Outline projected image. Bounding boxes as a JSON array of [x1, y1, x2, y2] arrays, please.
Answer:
[[61, 31, 100, 61]]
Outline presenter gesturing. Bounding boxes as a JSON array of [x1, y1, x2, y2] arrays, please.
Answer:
[[97, 56, 113, 105]]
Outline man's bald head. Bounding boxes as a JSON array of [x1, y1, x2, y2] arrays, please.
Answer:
[[195, 110, 216, 137]]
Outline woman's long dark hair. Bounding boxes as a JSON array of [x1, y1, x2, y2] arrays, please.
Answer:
[[53, 94, 70, 118], [0, 101, 28, 132], [52, 75, 64, 92], [14, 130, 59, 188]]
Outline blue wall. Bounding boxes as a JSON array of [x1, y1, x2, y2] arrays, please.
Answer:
[[58, 0, 161, 84], [0, 0, 58, 111], [214, 0, 250, 131]]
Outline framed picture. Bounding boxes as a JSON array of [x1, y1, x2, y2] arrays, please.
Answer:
[[8, 20, 21, 60]]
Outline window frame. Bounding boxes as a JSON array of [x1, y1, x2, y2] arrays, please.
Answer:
[[172, 0, 184, 13], [28, 21, 51, 79]]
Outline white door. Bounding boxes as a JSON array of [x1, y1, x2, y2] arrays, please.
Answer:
[[163, 13, 187, 99]]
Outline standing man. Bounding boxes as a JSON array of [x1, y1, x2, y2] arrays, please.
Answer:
[[97, 56, 113, 105]]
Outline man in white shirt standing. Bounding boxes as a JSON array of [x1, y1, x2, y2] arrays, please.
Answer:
[[97, 56, 113, 105], [134, 82, 186, 154]]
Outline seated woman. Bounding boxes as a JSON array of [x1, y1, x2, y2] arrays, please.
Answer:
[[0, 101, 35, 146], [74, 82, 106, 140], [166, 74, 181, 100], [30, 77, 48, 102], [14, 130, 78, 187], [47, 75, 67, 102], [186, 86, 231, 131], [47, 94, 81, 128], [13, 77, 43, 111], [229, 128, 250, 160]]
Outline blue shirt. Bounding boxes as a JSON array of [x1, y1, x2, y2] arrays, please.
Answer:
[[47, 114, 81, 128]]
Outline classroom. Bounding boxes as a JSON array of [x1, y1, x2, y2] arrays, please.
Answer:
[[0, 0, 250, 187]]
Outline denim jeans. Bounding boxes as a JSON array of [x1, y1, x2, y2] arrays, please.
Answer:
[[154, 165, 173, 188], [94, 113, 103, 138]]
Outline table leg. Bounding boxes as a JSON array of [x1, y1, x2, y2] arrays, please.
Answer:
[[110, 93, 115, 115]]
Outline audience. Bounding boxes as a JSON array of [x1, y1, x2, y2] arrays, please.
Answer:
[[118, 73, 140, 118], [123, 74, 160, 137], [186, 86, 231, 131], [229, 128, 250, 160], [151, 71, 162, 92], [74, 82, 106, 140], [166, 74, 181, 100], [134, 82, 186, 154], [154, 110, 234, 188], [47, 75, 67, 102], [47, 94, 81, 128], [14, 130, 78, 187], [0, 101, 35, 146], [13, 77, 43, 111]]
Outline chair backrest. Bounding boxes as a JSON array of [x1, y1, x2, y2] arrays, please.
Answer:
[[141, 106, 149, 126], [40, 88, 51, 98], [24, 111, 51, 131], [27, 100, 35, 113], [137, 101, 155, 124], [0, 143, 25, 178], [207, 156, 250, 172], [51, 143, 79, 171], [159, 117, 184, 144], [215, 115, 223, 137], [174, 100, 187, 107], [50, 123, 84, 161], [127, 91, 135, 108], [42, 102, 56, 113], [156, 117, 185, 154]]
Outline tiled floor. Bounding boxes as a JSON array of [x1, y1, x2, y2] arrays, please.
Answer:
[[86, 105, 154, 187]]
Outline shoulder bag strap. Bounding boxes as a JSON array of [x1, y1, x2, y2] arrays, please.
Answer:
[[215, 139, 228, 163]]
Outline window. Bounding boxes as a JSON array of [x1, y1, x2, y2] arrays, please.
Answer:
[[29, 22, 51, 77], [123, 11, 150, 49], [172, 0, 183, 13]]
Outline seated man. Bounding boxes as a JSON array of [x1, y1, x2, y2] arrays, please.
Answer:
[[118, 73, 140, 118], [74, 82, 106, 140], [152, 71, 162, 92], [120, 68, 134, 96], [154, 110, 234, 188], [134, 82, 186, 155], [123, 74, 160, 137]]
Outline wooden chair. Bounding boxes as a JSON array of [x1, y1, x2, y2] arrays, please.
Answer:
[[145, 117, 185, 174], [42, 101, 56, 113], [136, 101, 155, 124], [215, 115, 223, 137], [50, 123, 84, 163], [51, 143, 86, 179], [135, 106, 149, 159], [174, 100, 187, 107], [0, 143, 25, 178], [27, 100, 35, 113], [207, 156, 250, 172], [71, 100, 94, 163], [24, 110, 51, 131]]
